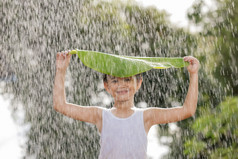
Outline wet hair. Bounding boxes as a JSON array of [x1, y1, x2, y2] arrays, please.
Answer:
[[103, 74, 142, 83]]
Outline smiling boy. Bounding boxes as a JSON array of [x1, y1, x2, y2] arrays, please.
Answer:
[[53, 51, 199, 159]]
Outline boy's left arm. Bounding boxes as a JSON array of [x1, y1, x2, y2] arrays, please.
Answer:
[[144, 56, 199, 129], [181, 56, 199, 116]]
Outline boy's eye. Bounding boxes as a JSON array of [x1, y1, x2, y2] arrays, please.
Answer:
[[112, 80, 118, 83], [124, 78, 131, 82]]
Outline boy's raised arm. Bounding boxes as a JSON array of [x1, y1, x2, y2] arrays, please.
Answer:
[[53, 51, 102, 128], [181, 56, 199, 117], [144, 56, 199, 129]]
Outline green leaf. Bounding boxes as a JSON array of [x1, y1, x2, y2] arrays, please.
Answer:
[[184, 137, 206, 157], [70, 49, 189, 77]]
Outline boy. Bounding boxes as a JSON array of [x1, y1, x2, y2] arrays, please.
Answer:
[[53, 51, 199, 159]]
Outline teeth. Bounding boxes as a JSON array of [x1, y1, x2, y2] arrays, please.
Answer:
[[117, 90, 128, 92], [117, 89, 128, 91]]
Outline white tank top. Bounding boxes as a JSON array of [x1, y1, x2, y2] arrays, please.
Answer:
[[99, 108, 147, 159]]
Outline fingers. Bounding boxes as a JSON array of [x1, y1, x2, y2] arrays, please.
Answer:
[[56, 50, 72, 71], [183, 56, 200, 74], [183, 56, 199, 65], [184, 56, 193, 62], [56, 50, 72, 60]]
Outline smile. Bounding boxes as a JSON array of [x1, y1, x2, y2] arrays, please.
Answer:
[[116, 90, 129, 95]]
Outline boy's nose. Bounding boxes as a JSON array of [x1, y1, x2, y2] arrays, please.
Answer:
[[118, 79, 126, 85]]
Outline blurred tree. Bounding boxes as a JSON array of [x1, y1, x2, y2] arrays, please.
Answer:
[[183, 0, 238, 158], [184, 97, 238, 158], [0, 0, 221, 158], [187, 0, 238, 95]]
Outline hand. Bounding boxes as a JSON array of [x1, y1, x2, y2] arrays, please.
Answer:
[[56, 50, 72, 72], [184, 56, 200, 75]]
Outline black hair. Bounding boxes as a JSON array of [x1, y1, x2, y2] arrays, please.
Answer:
[[103, 74, 142, 83]]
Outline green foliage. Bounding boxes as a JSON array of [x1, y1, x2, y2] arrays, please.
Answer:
[[187, 0, 204, 24], [184, 137, 206, 158], [188, 0, 238, 95], [1, 0, 220, 158], [184, 2, 238, 156], [0, 0, 195, 158], [70, 50, 188, 77], [184, 97, 238, 158]]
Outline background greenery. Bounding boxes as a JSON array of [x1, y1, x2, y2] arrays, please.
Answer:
[[183, 0, 238, 158], [0, 0, 237, 158]]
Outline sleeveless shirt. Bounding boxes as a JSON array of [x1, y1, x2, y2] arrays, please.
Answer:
[[99, 108, 147, 159]]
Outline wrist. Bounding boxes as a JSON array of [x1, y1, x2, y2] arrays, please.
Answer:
[[189, 72, 198, 80], [189, 72, 198, 76], [56, 68, 67, 74]]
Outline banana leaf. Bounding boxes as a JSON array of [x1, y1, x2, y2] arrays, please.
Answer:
[[70, 50, 189, 77]]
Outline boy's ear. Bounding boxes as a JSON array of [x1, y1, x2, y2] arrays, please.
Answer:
[[136, 79, 143, 91], [104, 82, 110, 93]]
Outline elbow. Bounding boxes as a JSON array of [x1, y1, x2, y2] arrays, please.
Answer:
[[188, 108, 196, 117], [53, 94, 66, 111], [189, 106, 197, 117], [53, 101, 64, 112], [183, 104, 197, 118], [53, 103, 59, 112]]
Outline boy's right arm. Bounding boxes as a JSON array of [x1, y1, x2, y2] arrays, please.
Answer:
[[53, 51, 103, 130]]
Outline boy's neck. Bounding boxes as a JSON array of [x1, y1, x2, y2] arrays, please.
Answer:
[[113, 99, 135, 111]]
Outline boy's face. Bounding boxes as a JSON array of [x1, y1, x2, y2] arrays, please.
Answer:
[[104, 76, 142, 102]]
